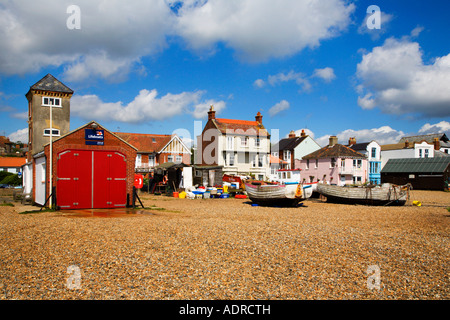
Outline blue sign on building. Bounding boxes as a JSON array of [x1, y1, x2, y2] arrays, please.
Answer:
[[85, 129, 104, 141]]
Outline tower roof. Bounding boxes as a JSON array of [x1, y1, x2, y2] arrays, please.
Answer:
[[29, 74, 73, 94]]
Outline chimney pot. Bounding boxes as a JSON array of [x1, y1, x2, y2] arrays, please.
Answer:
[[301, 129, 306, 137], [208, 105, 216, 120], [348, 137, 356, 146], [434, 137, 440, 150], [255, 112, 263, 124], [289, 130, 296, 138], [329, 136, 338, 147]]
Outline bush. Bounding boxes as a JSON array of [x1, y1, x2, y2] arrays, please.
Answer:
[[0, 173, 22, 186]]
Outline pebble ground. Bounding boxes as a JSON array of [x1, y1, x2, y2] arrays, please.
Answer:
[[0, 190, 448, 300]]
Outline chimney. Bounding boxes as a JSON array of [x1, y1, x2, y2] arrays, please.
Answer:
[[348, 137, 356, 146], [208, 105, 216, 120], [329, 136, 338, 147], [255, 111, 263, 125], [289, 130, 296, 138], [434, 137, 440, 150], [301, 129, 306, 137], [404, 140, 410, 148]]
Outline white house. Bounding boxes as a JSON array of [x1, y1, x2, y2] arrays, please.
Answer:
[[348, 138, 382, 184], [196, 106, 271, 181]]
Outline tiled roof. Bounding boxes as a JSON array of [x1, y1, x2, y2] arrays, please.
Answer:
[[381, 142, 414, 151], [381, 158, 450, 173], [114, 132, 172, 153], [213, 118, 269, 137], [303, 144, 367, 160], [0, 157, 27, 167], [273, 136, 308, 151], [0, 136, 13, 146], [349, 142, 370, 151], [30, 74, 73, 94], [398, 133, 448, 144]]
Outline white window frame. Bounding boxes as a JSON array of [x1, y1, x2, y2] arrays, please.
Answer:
[[241, 136, 249, 147], [168, 155, 174, 162], [135, 154, 142, 167], [255, 137, 261, 148], [176, 155, 182, 163], [42, 97, 61, 107], [43, 128, 60, 137], [227, 136, 234, 150], [229, 153, 235, 166], [258, 155, 264, 167], [283, 150, 291, 161]]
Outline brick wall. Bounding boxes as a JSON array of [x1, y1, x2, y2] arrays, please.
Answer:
[[43, 123, 137, 207]]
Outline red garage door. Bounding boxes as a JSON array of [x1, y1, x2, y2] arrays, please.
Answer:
[[57, 150, 127, 209]]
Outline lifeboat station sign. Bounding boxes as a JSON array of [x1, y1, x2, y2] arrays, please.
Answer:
[[85, 129, 105, 146]]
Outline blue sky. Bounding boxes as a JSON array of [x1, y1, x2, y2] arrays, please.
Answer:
[[1, 0, 449, 147]]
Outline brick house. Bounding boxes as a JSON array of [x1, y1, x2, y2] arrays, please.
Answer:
[[114, 132, 191, 174]]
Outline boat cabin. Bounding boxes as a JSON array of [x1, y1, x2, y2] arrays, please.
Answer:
[[274, 169, 301, 184]]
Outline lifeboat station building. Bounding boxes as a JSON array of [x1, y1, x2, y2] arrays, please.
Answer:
[[22, 74, 139, 209]]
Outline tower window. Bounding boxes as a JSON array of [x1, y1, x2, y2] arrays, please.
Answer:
[[43, 129, 60, 136], [42, 97, 61, 107]]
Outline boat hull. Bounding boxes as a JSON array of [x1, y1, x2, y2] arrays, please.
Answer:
[[244, 182, 305, 207], [317, 183, 409, 206]]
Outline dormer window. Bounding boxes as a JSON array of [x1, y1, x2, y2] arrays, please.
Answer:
[[43, 128, 60, 136], [42, 97, 61, 107]]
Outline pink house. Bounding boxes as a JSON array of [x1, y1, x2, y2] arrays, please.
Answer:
[[300, 136, 368, 186]]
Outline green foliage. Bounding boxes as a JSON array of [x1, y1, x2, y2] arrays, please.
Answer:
[[0, 173, 22, 186]]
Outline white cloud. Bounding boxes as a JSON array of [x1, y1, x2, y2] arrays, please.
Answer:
[[312, 67, 336, 83], [253, 79, 266, 88], [174, 0, 355, 62], [268, 100, 290, 117], [0, 1, 173, 79], [191, 99, 226, 119], [356, 36, 450, 118], [8, 128, 28, 143], [71, 89, 225, 123], [418, 121, 450, 135], [314, 126, 405, 147], [410, 25, 424, 38], [0, 0, 354, 80]]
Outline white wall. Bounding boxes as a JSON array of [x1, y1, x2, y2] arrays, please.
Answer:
[[35, 156, 46, 206]]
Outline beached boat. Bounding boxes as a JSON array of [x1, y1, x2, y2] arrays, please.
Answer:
[[245, 169, 312, 206], [244, 181, 306, 206], [316, 183, 410, 206]]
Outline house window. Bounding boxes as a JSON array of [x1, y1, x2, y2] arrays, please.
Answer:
[[371, 147, 377, 159], [272, 151, 278, 157], [43, 129, 60, 136], [42, 97, 61, 107], [424, 149, 429, 158], [283, 150, 291, 161], [227, 136, 234, 150], [195, 170, 202, 177], [255, 137, 261, 147], [353, 159, 362, 168], [135, 154, 142, 167], [341, 159, 345, 168], [149, 155, 155, 166], [330, 158, 336, 168], [353, 176, 362, 184], [229, 153, 235, 166], [152, 138, 156, 143], [315, 159, 318, 168], [176, 155, 182, 163], [241, 136, 249, 147], [419, 149, 423, 158], [258, 155, 264, 167], [306, 159, 310, 170], [168, 155, 174, 162]]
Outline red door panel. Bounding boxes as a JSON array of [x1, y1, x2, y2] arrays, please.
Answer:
[[57, 150, 127, 209]]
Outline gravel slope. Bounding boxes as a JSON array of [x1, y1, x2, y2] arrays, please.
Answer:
[[0, 190, 448, 300]]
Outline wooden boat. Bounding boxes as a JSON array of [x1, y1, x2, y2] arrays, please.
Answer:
[[244, 181, 306, 206], [316, 183, 410, 206]]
